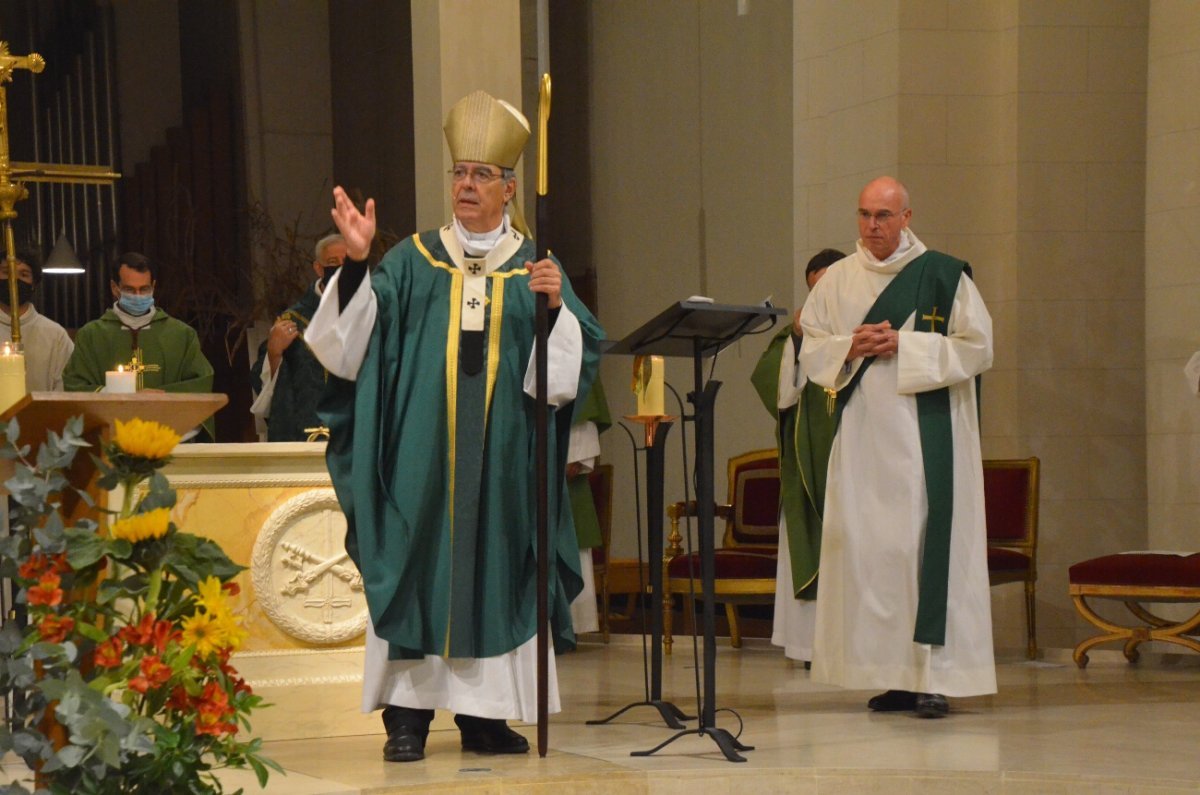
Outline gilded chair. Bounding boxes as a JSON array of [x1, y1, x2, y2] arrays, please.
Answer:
[[663, 448, 779, 652], [983, 457, 1041, 660], [588, 464, 614, 643]]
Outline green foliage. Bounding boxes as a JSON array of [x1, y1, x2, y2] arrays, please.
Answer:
[[0, 417, 278, 794]]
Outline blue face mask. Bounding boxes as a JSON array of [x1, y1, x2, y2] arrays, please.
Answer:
[[118, 293, 155, 316]]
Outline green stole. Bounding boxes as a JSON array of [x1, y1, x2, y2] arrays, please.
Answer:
[[567, 378, 612, 550], [833, 250, 970, 646], [750, 327, 836, 599]]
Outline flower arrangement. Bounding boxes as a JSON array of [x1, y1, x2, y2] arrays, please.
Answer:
[[0, 416, 279, 793]]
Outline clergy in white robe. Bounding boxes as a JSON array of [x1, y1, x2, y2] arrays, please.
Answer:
[[799, 176, 996, 718]]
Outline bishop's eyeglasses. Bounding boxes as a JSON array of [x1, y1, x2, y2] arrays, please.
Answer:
[[449, 166, 506, 185]]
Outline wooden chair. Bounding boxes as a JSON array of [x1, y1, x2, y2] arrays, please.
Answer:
[[983, 457, 1041, 660], [662, 448, 779, 652], [588, 464, 614, 643]]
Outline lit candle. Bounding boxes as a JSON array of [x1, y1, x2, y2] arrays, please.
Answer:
[[0, 341, 26, 413], [634, 354, 665, 416], [105, 364, 137, 394]]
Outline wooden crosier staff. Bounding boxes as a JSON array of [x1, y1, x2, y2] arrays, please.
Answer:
[[534, 71, 551, 760]]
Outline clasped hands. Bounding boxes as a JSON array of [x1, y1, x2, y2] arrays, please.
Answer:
[[847, 320, 899, 361], [330, 185, 561, 309]]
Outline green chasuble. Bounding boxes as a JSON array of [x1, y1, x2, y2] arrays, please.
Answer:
[[320, 228, 604, 661], [750, 326, 835, 600], [567, 377, 612, 550], [251, 284, 327, 441], [63, 308, 216, 439]]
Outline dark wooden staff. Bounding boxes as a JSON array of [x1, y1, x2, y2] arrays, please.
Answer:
[[534, 71, 552, 759]]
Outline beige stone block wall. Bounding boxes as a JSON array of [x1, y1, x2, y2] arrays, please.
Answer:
[[1145, 0, 1200, 550]]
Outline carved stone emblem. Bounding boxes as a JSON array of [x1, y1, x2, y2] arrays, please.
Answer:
[[251, 489, 367, 644]]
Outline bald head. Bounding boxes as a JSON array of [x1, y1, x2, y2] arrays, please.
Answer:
[[857, 176, 912, 260]]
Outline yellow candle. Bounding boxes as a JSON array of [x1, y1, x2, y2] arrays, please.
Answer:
[[0, 341, 26, 414], [634, 354, 665, 416], [105, 364, 137, 394]]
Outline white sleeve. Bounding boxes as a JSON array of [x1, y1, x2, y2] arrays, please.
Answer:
[[777, 335, 802, 410], [304, 267, 377, 382], [1186, 351, 1200, 397], [895, 275, 993, 394], [568, 420, 601, 471], [523, 305, 583, 407], [249, 356, 277, 419], [800, 285, 857, 391]]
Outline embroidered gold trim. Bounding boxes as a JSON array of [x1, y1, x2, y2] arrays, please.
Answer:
[[442, 247, 464, 657], [484, 277, 505, 427], [413, 233, 457, 274]]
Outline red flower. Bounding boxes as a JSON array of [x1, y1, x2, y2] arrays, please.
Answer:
[[94, 637, 125, 668], [222, 581, 241, 597], [129, 654, 173, 694], [166, 685, 192, 712], [27, 572, 63, 607], [119, 613, 156, 647], [18, 553, 49, 580], [37, 614, 75, 643], [152, 619, 178, 653], [195, 680, 237, 736]]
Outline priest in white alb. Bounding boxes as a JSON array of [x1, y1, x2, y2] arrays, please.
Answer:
[[799, 176, 996, 718]]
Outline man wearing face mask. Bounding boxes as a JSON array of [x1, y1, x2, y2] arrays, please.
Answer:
[[0, 247, 73, 391], [249, 233, 347, 441], [63, 251, 216, 439]]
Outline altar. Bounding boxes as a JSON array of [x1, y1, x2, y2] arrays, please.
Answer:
[[162, 441, 378, 741]]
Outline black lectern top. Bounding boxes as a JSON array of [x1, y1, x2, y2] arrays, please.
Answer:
[[604, 300, 785, 359]]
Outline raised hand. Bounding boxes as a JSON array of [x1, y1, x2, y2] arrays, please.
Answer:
[[330, 186, 376, 260]]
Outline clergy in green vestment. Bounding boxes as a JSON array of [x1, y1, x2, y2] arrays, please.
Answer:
[[249, 234, 347, 441], [751, 249, 841, 664], [63, 252, 216, 441], [566, 377, 612, 635], [800, 176, 996, 719], [305, 90, 603, 763]]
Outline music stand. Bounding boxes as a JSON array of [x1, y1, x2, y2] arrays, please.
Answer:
[[605, 300, 783, 762]]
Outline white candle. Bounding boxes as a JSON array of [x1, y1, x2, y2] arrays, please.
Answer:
[[634, 354, 665, 416], [0, 341, 26, 413], [105, 365, 137, 394]]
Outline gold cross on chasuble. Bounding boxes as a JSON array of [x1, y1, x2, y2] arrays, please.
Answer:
[[124, 349, 160, 390], [922, 306, 944, 332]]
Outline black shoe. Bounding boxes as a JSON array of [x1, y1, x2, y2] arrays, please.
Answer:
[[915, 692, 949, 719], [383, 726, 426, 762], [454, 714, 530, 754], [867, 689, 918, 712]]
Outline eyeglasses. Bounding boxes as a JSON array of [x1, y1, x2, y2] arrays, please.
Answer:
[[857, 209, 907, 224], [449, 166, 506, 185]]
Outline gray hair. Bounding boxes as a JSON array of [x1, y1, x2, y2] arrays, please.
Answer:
[[314, 233, 345, 262], [501, 167, 516, 182]]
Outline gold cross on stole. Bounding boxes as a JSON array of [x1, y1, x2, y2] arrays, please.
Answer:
[[922, 306, 944, 332], [124, 349, 160, 391]]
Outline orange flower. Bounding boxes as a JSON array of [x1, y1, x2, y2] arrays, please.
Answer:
[[129, 654, 173, 694], [18, 553, 49, 580], [195, 681, 237, 737], [166, 685, 192, 712], [94, 637, 125, 668], [119, 613, 156, 646], [152, 619, 178, 653], [27, 572, 63, 607], [37, 614, 75, 643]]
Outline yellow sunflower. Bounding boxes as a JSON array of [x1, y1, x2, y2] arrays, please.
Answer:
[[180, 610, 225, 658], [195, 576, 229, 616], [113, 418, 181, 460], [211, 610, 248, 652], [109, 507, 172, 544]]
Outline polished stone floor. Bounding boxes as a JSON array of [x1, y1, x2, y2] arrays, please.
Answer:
[[209, 636, 1200, 794]]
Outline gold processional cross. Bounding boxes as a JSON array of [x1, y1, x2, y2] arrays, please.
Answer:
[[0, 41, 120, 345], [124, 349, 160, 391]]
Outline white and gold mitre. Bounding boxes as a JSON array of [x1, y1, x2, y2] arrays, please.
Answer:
[[443, 90, 530, 168]]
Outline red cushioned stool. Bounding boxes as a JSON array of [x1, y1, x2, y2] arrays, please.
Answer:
[[1068, 552, 1200, 668]]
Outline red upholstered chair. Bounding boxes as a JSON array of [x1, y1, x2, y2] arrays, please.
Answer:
[[662, 449, 780, 652], [588, 464, 614, 643], [983, 457, 1041, 660]]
